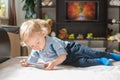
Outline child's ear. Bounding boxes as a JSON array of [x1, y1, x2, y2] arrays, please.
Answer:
[[38, 30, 47, 36]]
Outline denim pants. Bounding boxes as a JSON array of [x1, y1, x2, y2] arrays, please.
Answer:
[[63, 42, 110, 67]]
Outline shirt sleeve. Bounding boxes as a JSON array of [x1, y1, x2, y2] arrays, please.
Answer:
[[27, 50, 40, 64], [52, 42, 68, 56]]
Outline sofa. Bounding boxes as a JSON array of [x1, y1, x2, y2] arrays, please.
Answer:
[[0, 26, 20, 63]]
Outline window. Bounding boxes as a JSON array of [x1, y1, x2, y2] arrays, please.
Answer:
[[0, 0, 8, 18]]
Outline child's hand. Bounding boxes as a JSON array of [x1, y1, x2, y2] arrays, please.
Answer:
[[44, 54, 66, 70], [44, 62, 55, 70], [20, 59, 29, 67]]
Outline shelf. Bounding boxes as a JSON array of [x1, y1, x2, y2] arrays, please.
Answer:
[[108, 6, 120, 8], [62, 38, 107, 41], [40, 5, 56, 8], [108, 0, 120, 51], [71, 39, 107, 48], [108, 0, 120, 7]]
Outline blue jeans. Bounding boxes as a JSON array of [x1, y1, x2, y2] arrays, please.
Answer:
[[63, 42, 110, 67]]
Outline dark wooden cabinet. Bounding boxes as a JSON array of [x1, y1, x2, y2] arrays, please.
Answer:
[[36, 0, 108, 38], [36, 0, 108, 48], [36, 0, 56, 20], [36, 0, 56, 32]]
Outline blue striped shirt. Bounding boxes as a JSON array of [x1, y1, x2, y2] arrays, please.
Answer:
[[27, 36, 69, 64]]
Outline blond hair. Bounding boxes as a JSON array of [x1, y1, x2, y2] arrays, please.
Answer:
[[20, 19, 53, 41]]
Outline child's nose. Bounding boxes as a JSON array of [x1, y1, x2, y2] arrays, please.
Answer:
[[34, 45, 41, 49]]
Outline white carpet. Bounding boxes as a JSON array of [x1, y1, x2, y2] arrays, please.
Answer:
[[0, 57, 120, 80]]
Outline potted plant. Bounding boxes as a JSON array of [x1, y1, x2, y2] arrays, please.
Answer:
[[21, 0, 37, 19]]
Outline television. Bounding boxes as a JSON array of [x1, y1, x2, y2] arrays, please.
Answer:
[[65, 1, 99, 21]]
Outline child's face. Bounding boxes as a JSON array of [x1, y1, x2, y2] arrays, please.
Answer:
[[24, 31, 46, 50]]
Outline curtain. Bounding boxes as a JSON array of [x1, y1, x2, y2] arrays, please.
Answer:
[[8, 0, 17, 26]]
